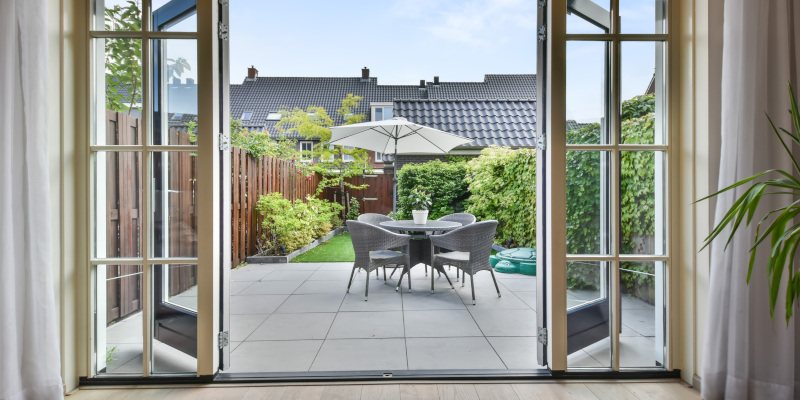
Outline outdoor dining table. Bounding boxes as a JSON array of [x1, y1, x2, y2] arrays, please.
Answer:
[[378, 220, 462, 268]]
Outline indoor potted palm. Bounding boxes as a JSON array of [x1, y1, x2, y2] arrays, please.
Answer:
[[700, 84, 800, 324], [409, 188, 432, 224]]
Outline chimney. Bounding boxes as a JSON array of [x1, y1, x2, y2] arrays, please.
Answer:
[[433, 76, 440, 86], [419, 79, 426, 89], [247, 65, 258, 80], [361, 67, 370, 81]]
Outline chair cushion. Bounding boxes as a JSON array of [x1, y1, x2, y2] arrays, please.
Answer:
[[435, 251, 470, 263], [369, 250, 404, 261]]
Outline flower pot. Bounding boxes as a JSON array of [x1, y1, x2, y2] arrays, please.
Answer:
[[412, 210, 429, 224]]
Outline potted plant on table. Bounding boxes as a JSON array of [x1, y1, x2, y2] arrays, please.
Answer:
[[409, 188, 432, 224]]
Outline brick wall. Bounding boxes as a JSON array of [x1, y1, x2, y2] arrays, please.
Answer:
[[395, 155, 447, 172]]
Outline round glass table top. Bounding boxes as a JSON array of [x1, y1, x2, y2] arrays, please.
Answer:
[[379, 220, 462, 232]]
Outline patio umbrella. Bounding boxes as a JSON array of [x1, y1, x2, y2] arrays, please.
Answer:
[[329, 117, 472, 214]]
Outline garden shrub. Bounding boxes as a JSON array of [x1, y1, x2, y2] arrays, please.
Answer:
[[256, 193, 343, 254], [464, 146, 536, 248], [396, 160, 469, 220], [345, 197, 360, 220]]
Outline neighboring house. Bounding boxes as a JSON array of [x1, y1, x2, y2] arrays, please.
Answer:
[[229, 67, 537, 169]]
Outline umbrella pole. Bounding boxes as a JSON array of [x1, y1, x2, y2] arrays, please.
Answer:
[[392, 135, 398, 216]]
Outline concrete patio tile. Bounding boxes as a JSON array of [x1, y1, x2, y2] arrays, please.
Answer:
[[404, 310, 483, 338], [266, 270, 315, 281], [622, 308, 656, 337], [468, 309, 537, 336], [106, 314, 143, 344], [317, 262, 356, 271], [230, 313, 270, 342], [230, 281, 254, 296], [230, 294, 289, 315], [308, 270, 355, 281], [230, 267, 276, 282], [327, 311, 405, 339], [618, 336, 661, 368], [456, 290, 529, 310], [275, 293, 346, 313], [486, 337, 542, 369], [310, 339, 407, 371], [568, 349, 605, 368], [248, 313, 336, 340], [228, 340, 322, 373], [339, 293, 403, 311], [103, 343, 143, 373], [513, 291, 538, 311], [580, 338, 612, 366], [406, 337, 506, 370], [347, 277, 404, 294], [294, 280, 349, 294], [152, 342, 197, 373], [238, 280, 304, 295], [402, 291, 466, 311], [497, 278, 537, 292], [621, 294, 654, 309], [277, 263, 321, 271]]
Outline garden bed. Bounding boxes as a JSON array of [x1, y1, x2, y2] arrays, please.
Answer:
[[246, 226, 348, 264]]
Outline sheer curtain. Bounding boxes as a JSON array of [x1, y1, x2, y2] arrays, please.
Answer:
[[0, 0, 64, 399], [702, 0, 800, 399]]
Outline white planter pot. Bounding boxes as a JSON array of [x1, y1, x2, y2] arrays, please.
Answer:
[[412, 210, 429, 225]]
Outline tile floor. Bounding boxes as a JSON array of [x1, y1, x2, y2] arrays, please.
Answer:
[[101, 262, 658, 374]]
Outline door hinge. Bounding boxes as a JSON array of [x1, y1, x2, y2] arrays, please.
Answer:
[[218, 21, 229, 41], [537, 132, 547, 151], [538, 0, 546, 8], [538, 25, 547, 42], [218, 331, 230, 349], [219, 133, 230, 151], [538, 327, 548, 345], [219, 0, 229, 5]]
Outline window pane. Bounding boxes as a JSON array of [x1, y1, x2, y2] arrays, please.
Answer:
[[619, 261, 665, 368], [152, 0, 197, 32], [94, 151, 143, 259], [96, 38, 143, 145], [567, 261, 611, 369], [567, 41, 610, 145], [152, 263, 198, 373], [152, 39, 198, 146], [151, 152, 198, 258], [621, 42, 664, 145], [567, 0, 611, 34], [620, 0, 666, 34], [384, 107, 393, 119], [620, 151, 665, 255], [94, 0, 142, 31], [96, 264, 143, 375], [567, 151, 610, 255], [375, 107, 383, 121]]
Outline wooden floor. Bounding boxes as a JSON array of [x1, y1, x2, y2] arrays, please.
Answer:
[[67, 381, 700, 399]]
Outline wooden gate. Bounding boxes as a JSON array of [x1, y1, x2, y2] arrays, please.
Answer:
[[322, 173, 394, 216]]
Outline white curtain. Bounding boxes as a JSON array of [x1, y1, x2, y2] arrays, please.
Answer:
[[0, 0, 64, 399], [702, 1, 800, 399]]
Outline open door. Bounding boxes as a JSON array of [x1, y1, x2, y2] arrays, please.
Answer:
[[535, 0, 548, 368], [218, 0, 232, 371]]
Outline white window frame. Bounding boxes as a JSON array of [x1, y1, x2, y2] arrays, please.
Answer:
[[241, 111, 253, 120], [87, 0, 223, 378], [543, 0, 671, 373], [375, 152, 383, 162], [300, 141, 314, 162], [371, 102, 393, 121], [342, 145, 355, 162]]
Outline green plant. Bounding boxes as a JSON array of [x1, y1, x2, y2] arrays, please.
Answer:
[[106, 346, 119, 368], [256, 193, 343, 254], [407, 188, 432, 211], [396, 160, 469, 219], [346, 197, 360, 220], [699, 84, 800, 323], [104, 1, 142, 113], [465, 146, 536, 248]]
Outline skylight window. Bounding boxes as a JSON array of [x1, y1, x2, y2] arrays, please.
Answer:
[[241, 111, 253, 120], [266, 112, 281, 120], [171, 113, 184, 120]]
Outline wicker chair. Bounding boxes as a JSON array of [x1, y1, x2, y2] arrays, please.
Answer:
[[357, 213, 393, 226], [430, 220, 500, 305], [346, 220, 411, 300], [436, 213, 477, 280]]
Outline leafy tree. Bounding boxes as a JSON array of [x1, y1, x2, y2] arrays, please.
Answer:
[[104, 1, 142, 113], [275, 95, 370, 216]]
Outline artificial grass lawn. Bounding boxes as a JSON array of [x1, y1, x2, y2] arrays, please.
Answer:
[[290, 232, 355, 263]]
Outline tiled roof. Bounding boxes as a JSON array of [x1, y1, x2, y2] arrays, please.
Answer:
[[229, 74, 537, 142], [394, 99, 537, 148]]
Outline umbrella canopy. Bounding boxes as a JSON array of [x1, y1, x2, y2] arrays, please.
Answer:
[[328, 117, 472, 155]]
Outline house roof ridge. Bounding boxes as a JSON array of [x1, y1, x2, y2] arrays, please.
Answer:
[[394, 98, 536, 102]]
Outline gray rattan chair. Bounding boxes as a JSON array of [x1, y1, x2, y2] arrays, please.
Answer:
[[357, 213, 396, 278], [357, 213, 393, 226], [436, 213, 477, 280], [430, 220, 500, 305], [346, 220, 411, 300]]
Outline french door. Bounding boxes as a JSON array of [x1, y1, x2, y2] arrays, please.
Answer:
[[539, 0, 670, 371]]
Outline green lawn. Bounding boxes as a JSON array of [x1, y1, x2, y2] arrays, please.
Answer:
[[291, 232, 355, 263]]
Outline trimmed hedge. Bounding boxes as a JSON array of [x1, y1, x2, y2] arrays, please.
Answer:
[[396, 160, 469, 220], [256, 193, 343, 254]]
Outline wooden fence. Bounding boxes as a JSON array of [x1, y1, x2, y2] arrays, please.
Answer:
[[320, 173, 394, 216]]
